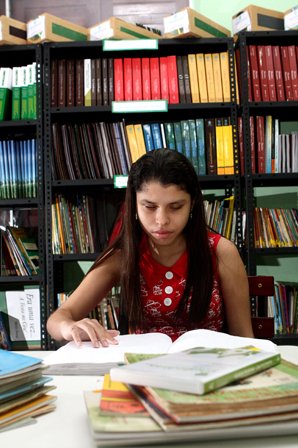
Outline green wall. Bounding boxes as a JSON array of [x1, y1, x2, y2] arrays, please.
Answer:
[[190, 0, 297, 32]]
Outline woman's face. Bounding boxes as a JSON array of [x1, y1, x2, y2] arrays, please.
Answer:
[[136, 181, 192, 248]]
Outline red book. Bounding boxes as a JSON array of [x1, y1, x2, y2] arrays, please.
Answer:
[[114, 58, 124, 101], [256, 116, 265, 174], [288, 45, 298, 100], [141, 58, 151, 100], [248, 45, 261, 102], [124, 58, 133, 101], [237, 117, 244, 176], [132, 58, 142, 101], [244, 47, 252, 102], [272, 46, 285, 102], [280, 46, 293, 101], [264, 46, 277, 102], [150, 57, 161, 100], [250, 116, 256, 174], [159, 56, 169, 102], [257, 46, 269, 101], [167, 55, 179, 104]]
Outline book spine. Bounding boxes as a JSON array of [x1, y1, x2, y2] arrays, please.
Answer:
[[132, 58, 142, 101], [257, 45, 270, 102], [212, 53, 223, 102], [66, 59, 75, 107], [188, 54, 200, 103], [95, 58, 102, 106], [215, 118, 224, 175], [280, 46, 293, 101], [288, 45, 298, 100], [167, 55, 179, 104], [204, 54, 215, 102], [272, 46, 285, 102], [123, 58, 132, 102], [84, 59, 92, 107], [182, 55, 191, 103], [220, 51, 231, 102], [159, 56, 169, 102], [57, 59, 66, 107], [102, 58, 109, 105], [248, 45, 261, 102], [150, 57, 161, 100], [75, 59, 84, 106], [264, 45, 277, 102], [256, 116, 265, 174], [114, 58, 124, 102], [196, 53, 208, 103], [141, 58, 151, 100], [204, 118, 217, 175]]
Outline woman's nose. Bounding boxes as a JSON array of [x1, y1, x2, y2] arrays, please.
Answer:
[[156, 208, 169, 225]]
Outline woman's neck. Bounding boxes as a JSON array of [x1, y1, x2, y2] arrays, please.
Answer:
[[148, 235, 186, 267]]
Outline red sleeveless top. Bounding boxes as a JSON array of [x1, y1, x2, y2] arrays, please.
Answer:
[[136, 232, 224, 341]]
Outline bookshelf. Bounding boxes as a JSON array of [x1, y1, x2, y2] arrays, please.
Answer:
[[238, 31, 298, 345], [0, 44, 47, 350], [42, 38, 243, 347]]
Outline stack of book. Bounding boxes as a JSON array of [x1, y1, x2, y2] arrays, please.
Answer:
[[82, 331, 298, 446], [0, 350, 56, 431]]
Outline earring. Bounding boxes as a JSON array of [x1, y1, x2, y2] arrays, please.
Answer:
[[135, 213, 138, 220], [190, 210, 193, 219]]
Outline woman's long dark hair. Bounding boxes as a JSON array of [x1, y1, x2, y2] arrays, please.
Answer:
[[89, 148, 213, 332]]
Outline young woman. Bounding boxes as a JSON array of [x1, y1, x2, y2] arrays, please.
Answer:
[[47, 148, 254, 346]]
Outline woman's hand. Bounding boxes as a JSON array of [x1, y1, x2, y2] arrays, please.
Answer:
[[61, 318, 120, 347]]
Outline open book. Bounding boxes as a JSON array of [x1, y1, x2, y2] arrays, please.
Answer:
[[43, 329, 278, 376]]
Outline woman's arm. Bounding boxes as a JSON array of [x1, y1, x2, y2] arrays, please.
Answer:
[[216, 237, 254, 337], [46, 251, 121, 347]]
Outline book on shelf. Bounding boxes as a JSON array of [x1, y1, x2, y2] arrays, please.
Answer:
[[150, 57, 161, 101], [257, 45, 270, 102], [43, 329, 277, 376], [196, 53, 208, 103], [0, 67, 12, 120], [57, 59, 66, 108], [182, 54, 191, 103], [248, 45, 261, 102], [212, 53, 223, 102], [187, 54, 200, 103], [204, 54, 215, 102]]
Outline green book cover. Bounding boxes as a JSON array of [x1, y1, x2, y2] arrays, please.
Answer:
[[11, 67, 21, 120], [27, 64, 34, 120], [0, 67, 12, 121], [111, 345, 281, 395], [20, 66, 28, 120]]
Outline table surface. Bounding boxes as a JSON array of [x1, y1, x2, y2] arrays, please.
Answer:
[[1, 345, 298, 448]]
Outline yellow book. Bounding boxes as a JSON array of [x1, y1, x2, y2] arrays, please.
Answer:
[[187, 54, 200, 103], [215, 118, 225, 175], [222, 118, 234, 175], [224, 196, 235, 240], [195, 53, 208, 103], [125, 124, 139, 163], [220, 52, 231, 102], [134, 124, 147, 158], [212, 53, 223, 102], [204, 54, 216, 102]]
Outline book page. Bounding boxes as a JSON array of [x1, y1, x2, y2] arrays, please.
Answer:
[[169, 329, 278, 354], [6, 289, 41, 341], [44, 332, 172, 366]]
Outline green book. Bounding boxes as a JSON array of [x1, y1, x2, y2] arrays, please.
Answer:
[[27, 64, 35, 120], [0, 67, 12, 120], [11, 67, 21, 120], [111, 345, 281, 395], [20, 66, 28, 120]]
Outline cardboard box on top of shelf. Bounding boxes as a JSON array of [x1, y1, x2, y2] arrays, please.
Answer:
[[232, 4, 284, 35], [27, 12, 89, 43], [163, 7, 231, 39], [284, 6, 298, 30], [0, 15, 27, 45], [89, 17, 161, 40]]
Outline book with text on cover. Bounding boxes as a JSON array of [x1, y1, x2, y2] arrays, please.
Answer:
[[110, 345, 280, 395]]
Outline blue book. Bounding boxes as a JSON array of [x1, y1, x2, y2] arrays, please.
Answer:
[[164, 122, 175, 150], [0, 141, 5, 199], [173, 122, 183, 154], [150, 123, 163, 149], [0, 350, 42, 379], [0, 376, 52, 401], [196, 118, 207, 175], [188, 119, 199, 174], [181, 120, 191, 161], [142, 124, 154, 151]]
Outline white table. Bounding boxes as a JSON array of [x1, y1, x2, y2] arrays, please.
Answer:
[[1, 346, 298, 448]]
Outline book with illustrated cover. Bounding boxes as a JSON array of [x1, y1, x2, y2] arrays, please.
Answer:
[[110, 345, 280, 395]]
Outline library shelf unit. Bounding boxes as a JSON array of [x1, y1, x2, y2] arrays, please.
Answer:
[[42, 38, 242, 347], [238, 31, 298, 345], [0, 45, 47, 350]]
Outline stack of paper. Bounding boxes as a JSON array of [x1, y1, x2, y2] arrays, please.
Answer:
[[0, 350, 56, 432]]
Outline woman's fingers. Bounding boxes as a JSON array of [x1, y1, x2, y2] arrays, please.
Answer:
[[69, 319, 120, 347]]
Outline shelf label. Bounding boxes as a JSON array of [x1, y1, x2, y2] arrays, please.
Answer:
[[112, 100, 168, 113], [103, 39, 158, 51], [114, 175, 128, 188]]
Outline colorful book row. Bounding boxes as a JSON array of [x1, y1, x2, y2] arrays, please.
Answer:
[[253, 207, 298, 248]]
